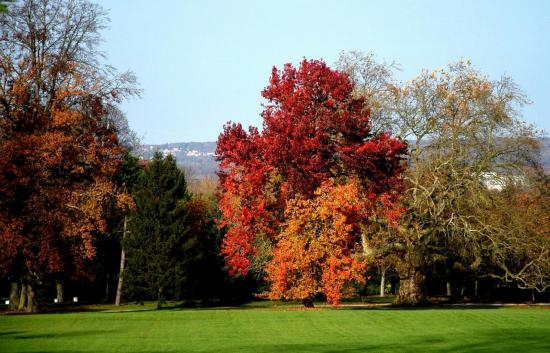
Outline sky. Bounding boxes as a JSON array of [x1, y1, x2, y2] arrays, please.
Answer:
[[95, 0, 550, 144]]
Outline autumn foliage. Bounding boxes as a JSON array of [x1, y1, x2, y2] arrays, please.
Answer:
[[0, 84, 125, 285], [0, 0, 140, 312], [216, 59, 407, 304], [267, 180, 368, 304]]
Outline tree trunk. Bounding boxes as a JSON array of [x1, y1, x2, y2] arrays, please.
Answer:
[[156, 286, 163, 309], [104, 273, 110, 303], [474, 280, 478, 297], [115, 215, 128, 306], [380, 267, 387, 297], [9, 282, 20, 310], [56, 281, 64, 304], [25, 284, 37, 313], [446, 281, 452, 297], [18, 284, 27, 311], [531, 288, 536, 303], [396, 268, 426, 305]]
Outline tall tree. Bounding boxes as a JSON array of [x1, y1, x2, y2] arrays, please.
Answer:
[[123, 153, 189, 308], [0, 0, 137, 311], [339, 51, 545, 304], [106, 153, 141, 306], [217, 59, 407, 304], [174, 197, 225, 302]]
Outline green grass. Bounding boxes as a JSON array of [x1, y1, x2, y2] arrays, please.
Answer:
[[1, 304, 549, 353]]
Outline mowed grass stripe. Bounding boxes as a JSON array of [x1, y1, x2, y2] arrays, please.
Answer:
[[0, 307, 549, 352]]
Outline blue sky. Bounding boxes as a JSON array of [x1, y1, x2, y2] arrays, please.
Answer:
[[95, 0, 550, 144]]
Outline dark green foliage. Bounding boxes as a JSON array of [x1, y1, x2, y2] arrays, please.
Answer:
[[123, 153, 189, 307], [120, 153, 257, 306], [89, 153, 141, 303], [173, 197, 224, 302], [114, 153, 142, 191]]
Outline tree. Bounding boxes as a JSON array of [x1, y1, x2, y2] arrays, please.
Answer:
[[340, 51, 545, 304], [0, 78, 128, 312], [0, 0, 137, 311], [216, 59, 407, 304], [174, 197, 225, 302], [106, 153, 141, 306], [267, 180, 368, 305], [392, 62, 542, 304], [478, 170, 550, 295], [123, 153, 189, 308]]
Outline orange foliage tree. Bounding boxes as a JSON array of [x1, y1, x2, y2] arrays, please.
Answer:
[[0, 84, 128, 311], [267, 180, 369, 305], [0, 0, 137, 311]]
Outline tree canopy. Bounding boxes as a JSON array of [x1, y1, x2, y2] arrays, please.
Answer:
[[216, 59, 407, 304], [0, 0, 137, 312]]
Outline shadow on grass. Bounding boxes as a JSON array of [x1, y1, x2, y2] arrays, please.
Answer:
[[0, 331, 21, 336], [6, 301, 547, 317], [4, 330, 115, 340], [9, 328, 550, 353], [203, 328, 550, 353], [337, 304, 503, 311], [2, 305, 113, 315]]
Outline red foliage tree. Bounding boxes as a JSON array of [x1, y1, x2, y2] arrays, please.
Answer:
[[216, 59, 407, 299]]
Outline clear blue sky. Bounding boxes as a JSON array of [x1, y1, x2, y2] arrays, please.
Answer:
[[95, 0, 550, 144]]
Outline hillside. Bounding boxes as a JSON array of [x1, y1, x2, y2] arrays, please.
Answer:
[[136, 142, 218, 178], [137, 139, 550, 178]]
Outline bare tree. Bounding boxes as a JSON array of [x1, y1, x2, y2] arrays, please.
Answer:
[[335, 51, 400, 134], [0, 0, 139, 128], [341, 51, 547, 304]]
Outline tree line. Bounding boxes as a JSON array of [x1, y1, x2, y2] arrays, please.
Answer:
[[217, 54, 549, 306], [1, 0, 548, 311], [0, 0, 253, 312]]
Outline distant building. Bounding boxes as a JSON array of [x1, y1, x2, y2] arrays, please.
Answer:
[[481, 172, 525, 191]]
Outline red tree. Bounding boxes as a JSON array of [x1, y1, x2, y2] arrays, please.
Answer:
[[216, 59, 407, 297]]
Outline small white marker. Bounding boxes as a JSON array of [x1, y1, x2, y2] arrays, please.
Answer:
[[73, 297, 78, 303], [4, 300, 9, 305], [54, 298, 58, 303]]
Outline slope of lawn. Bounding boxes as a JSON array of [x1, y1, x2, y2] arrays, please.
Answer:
[[1, 304, 549, 353]]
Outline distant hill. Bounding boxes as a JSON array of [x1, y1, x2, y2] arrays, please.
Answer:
[[137, 139, 550, 179], [136, 142, 217, 178]]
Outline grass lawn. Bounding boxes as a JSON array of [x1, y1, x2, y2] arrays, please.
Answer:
[[1, 303, 549, 353]]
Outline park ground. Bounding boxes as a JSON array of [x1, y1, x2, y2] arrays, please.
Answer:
[[1, 300, 549, 353]]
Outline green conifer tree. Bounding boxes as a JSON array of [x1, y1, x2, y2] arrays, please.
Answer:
[[123, 153, 189, 308]]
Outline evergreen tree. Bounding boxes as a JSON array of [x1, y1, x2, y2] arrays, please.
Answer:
[[174, 198, 225, 303], [123, 153, 189, 308]]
